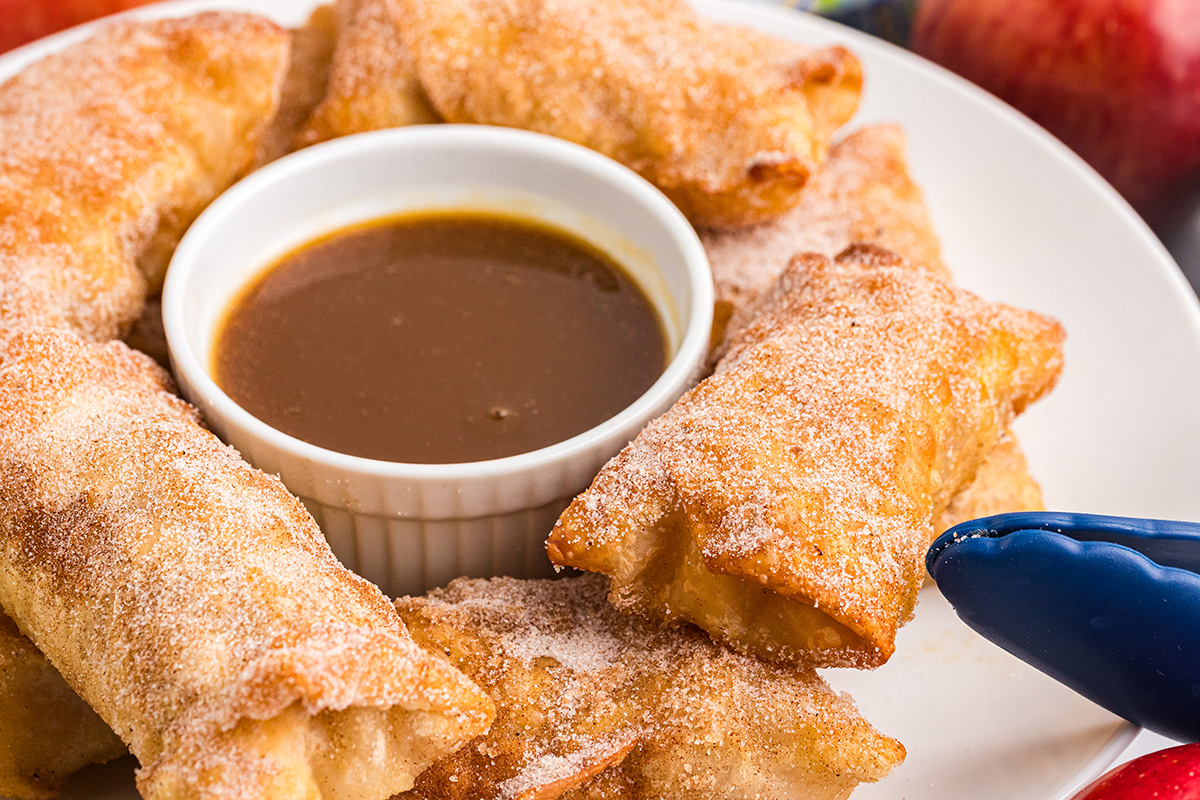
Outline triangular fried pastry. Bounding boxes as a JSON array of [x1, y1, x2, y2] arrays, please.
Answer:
[[702, 124, 950, 346], [702, 125, 1047, 527], [395, 575, 904, 800], [0, 614, 126, 799], [0, 14, 291, 342], [394, 0, 861, 228], [548, 247, 1065, 668], [293, 0, 439, 149], [0, 328, 494, 799]]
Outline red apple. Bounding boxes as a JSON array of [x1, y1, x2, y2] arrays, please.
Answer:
[[0, 0, 160, 54], [913, 0, 1200, 227], [1070, 743, 1200, 799]]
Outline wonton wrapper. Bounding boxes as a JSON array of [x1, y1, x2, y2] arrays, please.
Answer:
[[0, 328, 493, 799]]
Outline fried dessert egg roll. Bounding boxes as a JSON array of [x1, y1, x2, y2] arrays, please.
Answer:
[[0, 615, 126, 799], [254, 4, 342, 165], [0, 328, 493, 799], [548, 246, 1065, 669], [396, 575, 904, 800], [293, 0, 439, 149], [701, 125, 1046, 526], [394, 0, 861, 228], [702, 124, 950, 346], [0, 13, 289, 341]]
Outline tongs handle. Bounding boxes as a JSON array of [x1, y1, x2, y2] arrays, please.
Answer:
[[927, 512, 1200, 742]]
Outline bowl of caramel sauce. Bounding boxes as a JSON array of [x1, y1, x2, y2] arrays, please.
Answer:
[[163, 126, 712, 596]]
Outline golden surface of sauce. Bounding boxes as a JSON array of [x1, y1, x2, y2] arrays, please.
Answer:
[[213, 212, 667, 464]]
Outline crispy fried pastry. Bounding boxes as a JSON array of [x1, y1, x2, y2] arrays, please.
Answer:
[[294, 0, 439, 149], [700, 125, 1046, 529], [702, 124, 949, 345], [395, 0, 861, 228], [935, 431, 1044, 535], [0, 14, 289, 342], [396, 575, 904, 800], [548, 247, 1065, 668], [0, 328, 494, 799], [0, 614, 126, 800]]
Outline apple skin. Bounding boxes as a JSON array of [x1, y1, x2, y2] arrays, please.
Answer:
[[913, 0, 1200, 227], [1070, 743, 1200, 800], [0, 0, 160, 54]]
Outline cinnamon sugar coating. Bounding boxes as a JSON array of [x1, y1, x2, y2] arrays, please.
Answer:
[[294, 0, 439, 149], [394, 0, 861, 228], [699, 126, 1045, 536], [0, 14, 289, 343], [702, 124, 949, 346], [935, 430, 1044, 536], [548, 247, 1065, 668], [396, 575, 904, 800], [0, 328, 493, 799], [0, 614, 126, 799]]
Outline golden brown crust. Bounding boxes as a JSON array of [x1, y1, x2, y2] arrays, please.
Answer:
[[394, 0, 861, 228], [935, 430, 1045, 536], [703, 124, 949, 347], [0, 614, 126, 799], [294, 0, 439, 148], [0, 327, 493, 800], [396, 576, 904, 800], [548, 248, 1065, 668], [0, 14, 289, 343], [701, 125, 1048, 524]]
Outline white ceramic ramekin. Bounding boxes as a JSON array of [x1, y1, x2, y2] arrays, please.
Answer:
[[163, 125, 712, 597]]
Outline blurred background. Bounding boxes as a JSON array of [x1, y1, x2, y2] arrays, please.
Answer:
[[2, 0, 1199, 295]]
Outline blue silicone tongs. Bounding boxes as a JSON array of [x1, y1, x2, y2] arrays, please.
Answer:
[[927, 512, 1200, 742]]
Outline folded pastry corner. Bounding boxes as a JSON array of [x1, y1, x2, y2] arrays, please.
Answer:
[[0, 328, 493, 799], [395, 0, 861, 228], [0, 12, 291, 342], [548, 247, 1065, 668], [702, 123, 950, 346], [395, 575, 904, 800]]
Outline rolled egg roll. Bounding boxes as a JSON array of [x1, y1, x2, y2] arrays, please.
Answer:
[[0, 13, 290, 341], [394, 0, 862, 228], [292, 0, 439, 150], [396, 575, 904, 800], [0, 328, 494, 799]]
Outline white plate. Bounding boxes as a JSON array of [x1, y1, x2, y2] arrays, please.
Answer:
[[6, 1, 1200, 798]]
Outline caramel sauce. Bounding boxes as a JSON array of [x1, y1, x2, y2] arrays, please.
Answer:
[[213, 212, 668, 464]]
